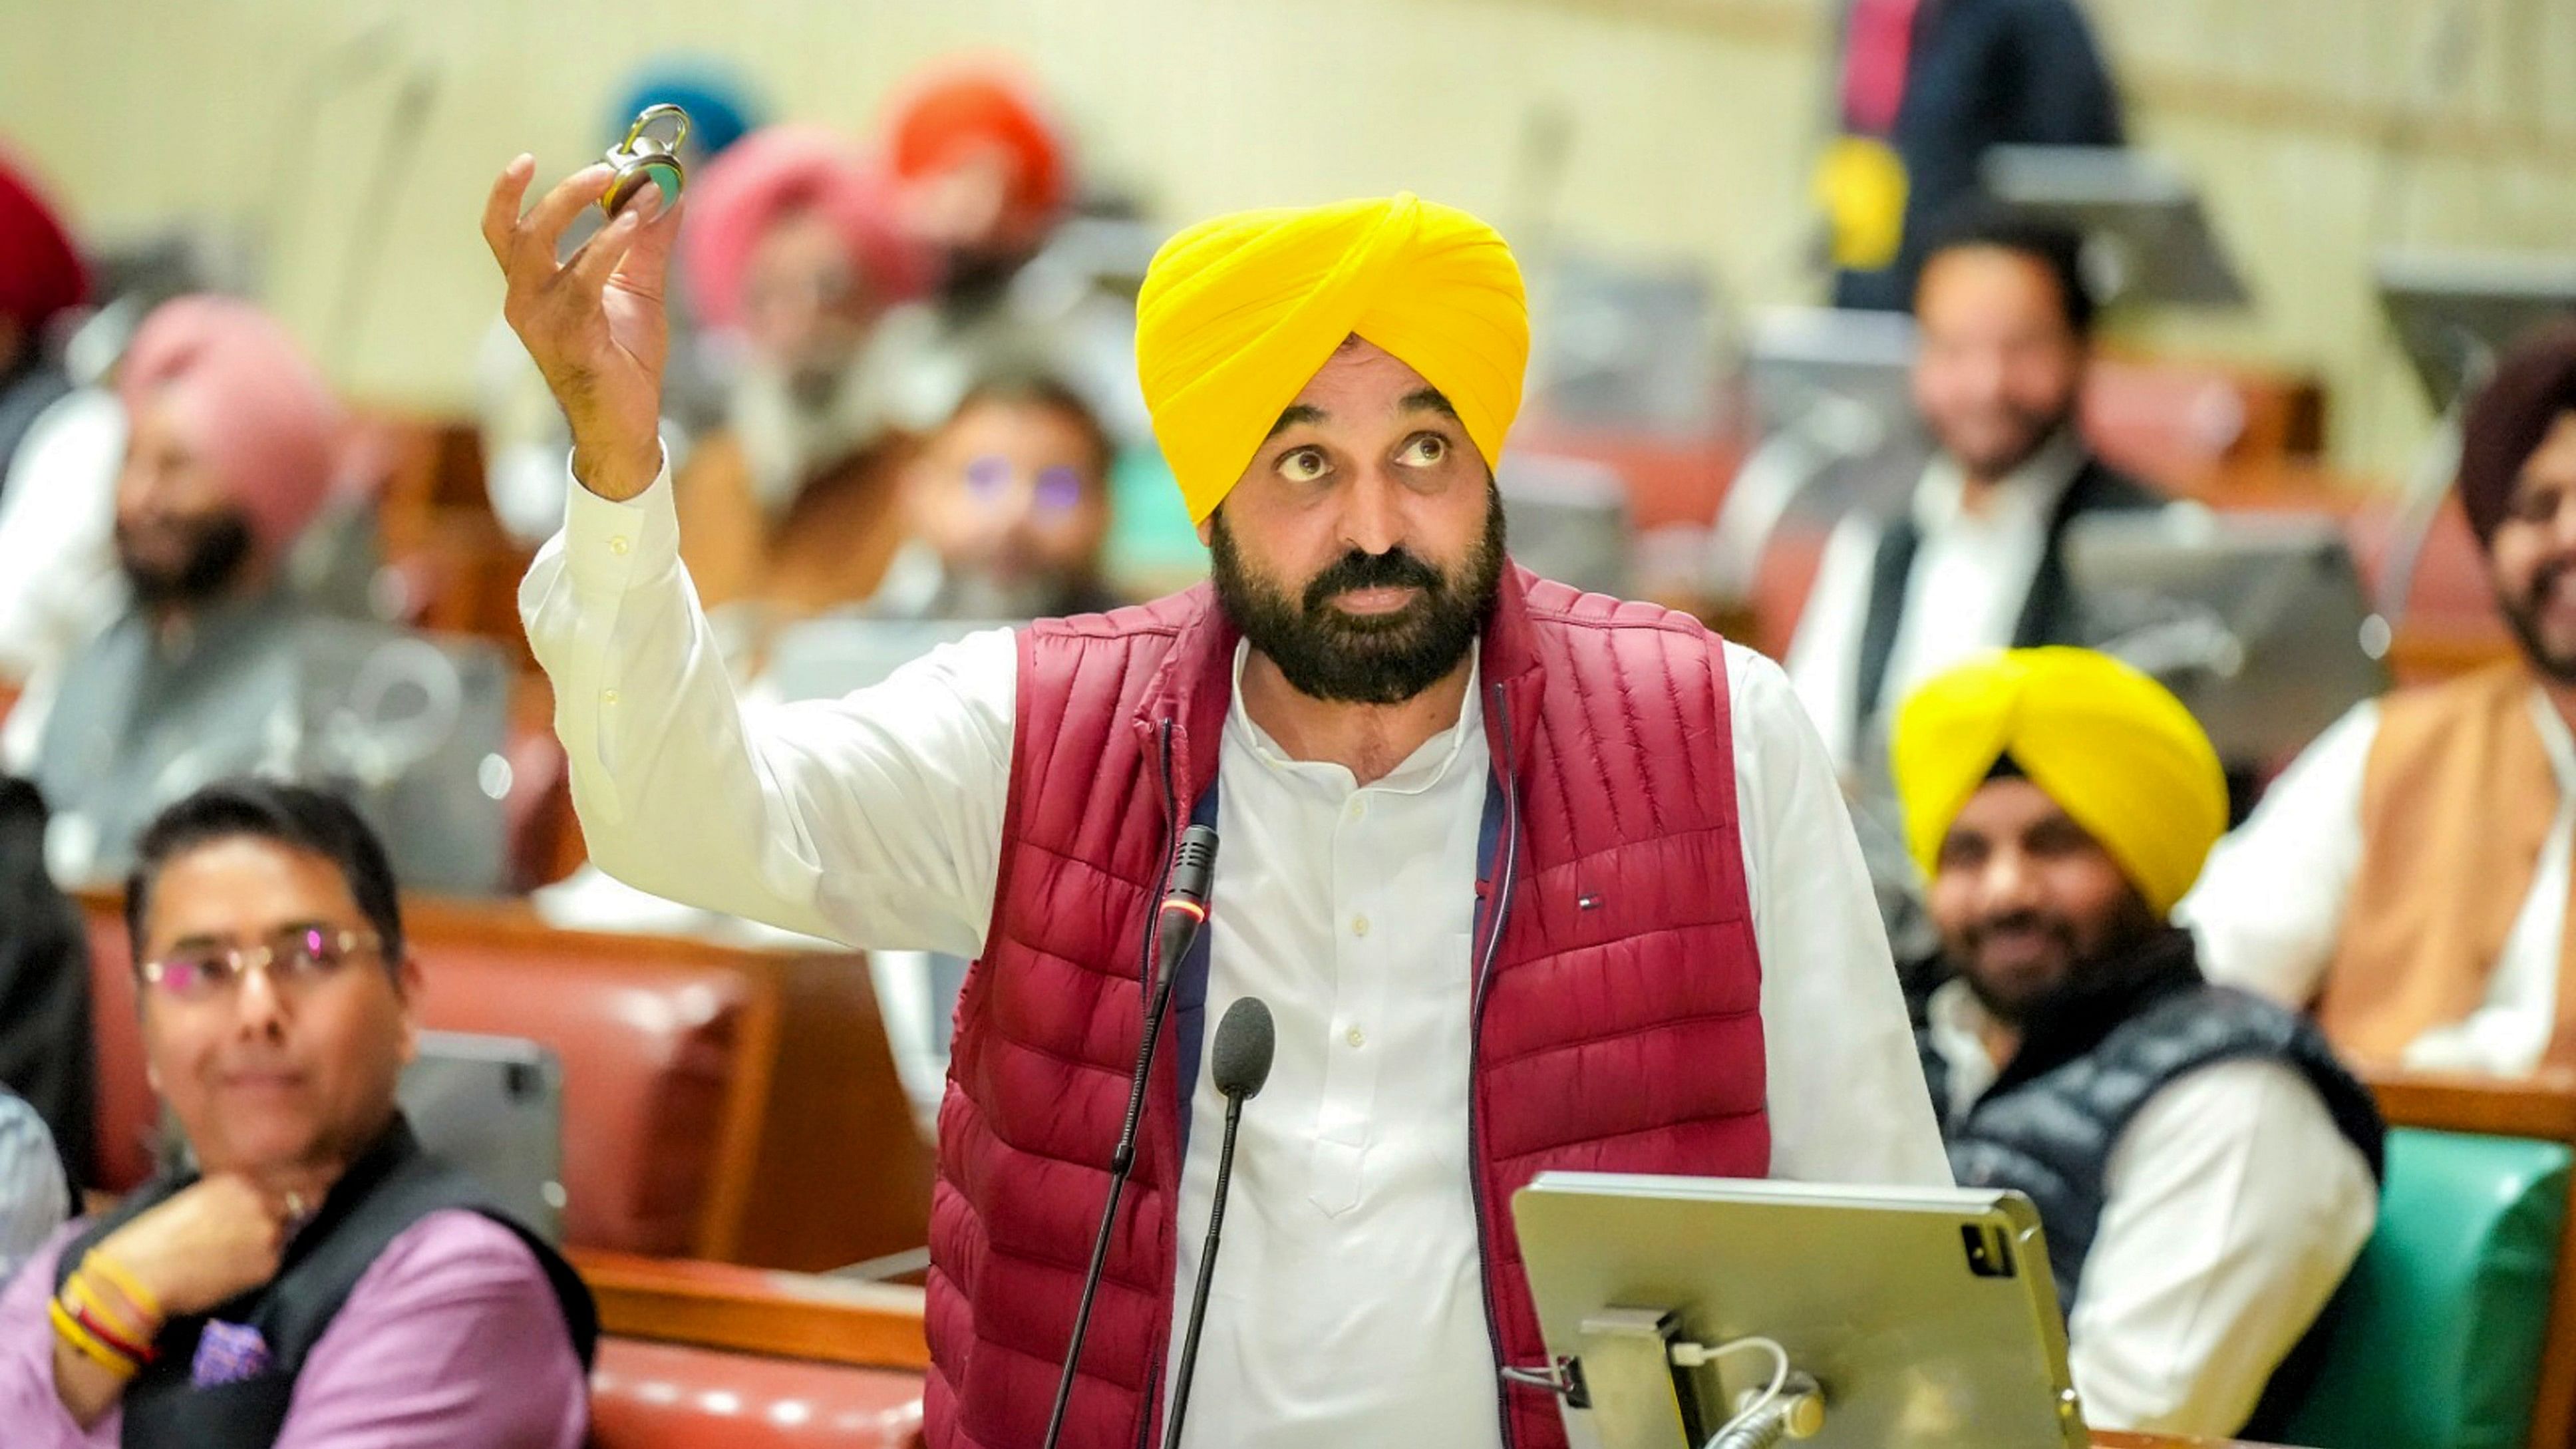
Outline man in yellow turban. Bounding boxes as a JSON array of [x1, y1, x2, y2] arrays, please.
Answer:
[[488, 161, 1945, 1449], [1889, 647, 2381, 1440]]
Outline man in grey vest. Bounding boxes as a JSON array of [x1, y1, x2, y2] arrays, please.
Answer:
[[1889, 646, 2380, 1438]]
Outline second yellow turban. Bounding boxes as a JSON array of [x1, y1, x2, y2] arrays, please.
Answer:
[[1134, 194, 1529, 524], [1889, 647, 2228, 918]]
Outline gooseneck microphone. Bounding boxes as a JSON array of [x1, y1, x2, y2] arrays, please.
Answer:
[[1162, 996, 1275, 1449], [1041, 823, 1220, 1449]]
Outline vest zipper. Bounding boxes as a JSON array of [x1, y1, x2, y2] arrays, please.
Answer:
[[1137, 719, 1182, 1449], [1468, 680, 1524, 1448]]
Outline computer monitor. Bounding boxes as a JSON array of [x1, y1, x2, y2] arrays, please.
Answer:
[[292, 621, 513, 896], [1708, 307, 1930, 594], [1512, 1173, 2085, 1449], [2376, 247, 2576, 411], [400, 1031, 565, 1241], [1980, 146, 2248, 309], [1528, 253, 1727, 437], [2062, 508, 2392, 763], [758, 617, 1021, 704], [1500, 452, 1633, 598]]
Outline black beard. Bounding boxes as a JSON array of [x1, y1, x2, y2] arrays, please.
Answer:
[[1208, 486, 1506, 706], [2497, 557, 2576, 685], [1951, 891, 2164, 1029], [118, 511, 255, 609]]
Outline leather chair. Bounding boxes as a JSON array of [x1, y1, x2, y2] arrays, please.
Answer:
[[84, 891, 933, 1271], [2275, 1074, 2576, 1449], [590, 1339, 923, 1448], [579, 1248, 928, 1448]]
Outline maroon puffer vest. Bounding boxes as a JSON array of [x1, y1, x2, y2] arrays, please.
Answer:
[[925, 564, 1770, 1449]]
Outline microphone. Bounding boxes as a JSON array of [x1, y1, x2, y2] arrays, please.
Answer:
[[1162, 996, 1275, 1449], [1041, 822, 1219, 1449]]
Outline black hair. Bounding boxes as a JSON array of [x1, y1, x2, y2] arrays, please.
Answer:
[[946, 371, 1114, 484], [124, 778, 404, 972], [1915, 203, 2098, 337]]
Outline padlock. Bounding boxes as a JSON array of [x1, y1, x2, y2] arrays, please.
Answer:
[[599, 103, 691, 218]]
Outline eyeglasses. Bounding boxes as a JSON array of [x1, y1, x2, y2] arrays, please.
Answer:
[[139, 927, 383, 1002], [962, 456, 1089, 516]]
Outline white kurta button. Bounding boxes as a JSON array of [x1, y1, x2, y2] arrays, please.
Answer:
[[1347, 798, 1365, 821], [601, 689, 620, 705], [1347, 1027, 1366, 1048], [1351, 914, 1370, 937], [609, 535, 631, 556]]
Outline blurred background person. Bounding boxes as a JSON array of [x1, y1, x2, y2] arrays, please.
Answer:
[[1893, 647, 2380, 1438], [1821, 0, 2124, 311], [874, 373, 1120, 620], [874, 57, 1151, 448], [474, 58, 764, 548], [2184, 325, 2576, 1078], [0, 148, 88, 490], [669, 124, 932, 665], [11, 296, 343, 884], [0, 777, 92, 1194], [1787, 210, 2160, 776]]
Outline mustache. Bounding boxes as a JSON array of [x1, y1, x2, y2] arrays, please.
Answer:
[[2522, 556, 2576, 613], [1301, 548, 1446, 615], [1963, 909, 2078, 957]]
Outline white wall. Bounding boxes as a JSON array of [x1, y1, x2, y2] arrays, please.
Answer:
[[3, 0, 2569, 474]]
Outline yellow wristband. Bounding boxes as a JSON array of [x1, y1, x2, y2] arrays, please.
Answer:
[[69, 1273, 154, 1347], [80, 1252, 162, 1325], [50, 1297, 140, 1379]]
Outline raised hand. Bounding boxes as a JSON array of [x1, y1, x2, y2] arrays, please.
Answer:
[[481, 156, 683, 502]]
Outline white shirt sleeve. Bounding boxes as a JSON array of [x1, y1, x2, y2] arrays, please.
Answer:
[[1728, 644, 1953, 1188], [0, 389, 124, 683], [0, 1094, 67, 1282], [1781, 513, 1884, 775], [2068, 1059, 2378, 1436], [518, 462, 1012, 954], [2175, 699, 2379, 1008]]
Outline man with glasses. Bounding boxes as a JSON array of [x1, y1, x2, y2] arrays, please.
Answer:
[[0, 778, 595, 1448], [878, 373, 1121, 622]]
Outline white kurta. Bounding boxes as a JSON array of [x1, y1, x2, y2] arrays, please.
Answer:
[[1786, 430, 2088, 770], [1922, 982, 2378, 1436], [2179, 689, 2576, 1075], [522, 465, 1951, 1448]]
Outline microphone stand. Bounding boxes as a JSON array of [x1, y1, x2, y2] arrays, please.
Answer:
[[1161, 996, 1274, 1449], [1041, 824, 1217, 1449], [1162, 1090, 1245, 1449]]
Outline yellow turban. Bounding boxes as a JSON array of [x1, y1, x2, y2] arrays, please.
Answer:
[[1134, 194, 1528, 523], [1889, 648, 2227, 918]]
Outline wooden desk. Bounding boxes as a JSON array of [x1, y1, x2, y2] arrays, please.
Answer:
[[571, 1255, 2293, 1449]]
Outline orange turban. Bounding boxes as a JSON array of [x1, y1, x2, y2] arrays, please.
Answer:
[[1134, 194, 1529, 523], [882, 61, 1068, 224]]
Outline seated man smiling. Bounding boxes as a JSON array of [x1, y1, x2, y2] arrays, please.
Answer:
[[0, 779, 594, 1448], [1891, 648, 2383, 1438]]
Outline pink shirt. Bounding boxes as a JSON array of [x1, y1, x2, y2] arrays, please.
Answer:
[[0, 1210, 587, 1448]]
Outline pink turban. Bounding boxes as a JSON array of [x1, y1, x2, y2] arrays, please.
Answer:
[[0, 148, 87, 333], [680, 125, 929, 333], [118, 295, 344, 564]]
